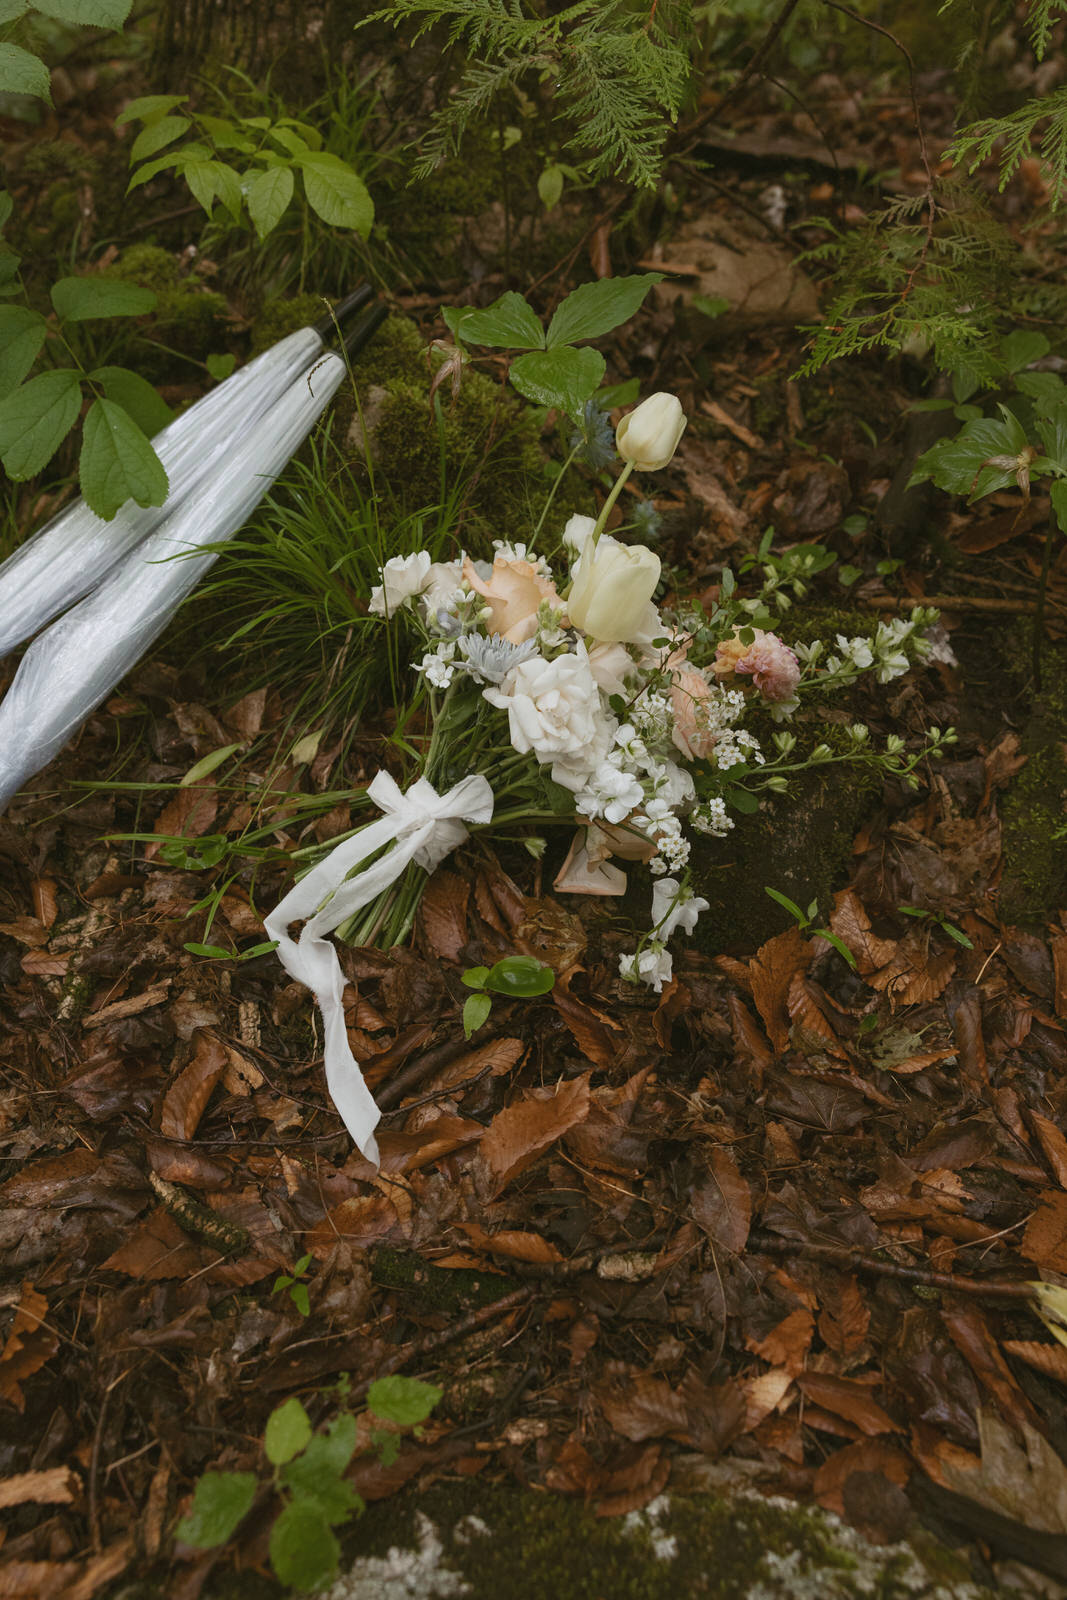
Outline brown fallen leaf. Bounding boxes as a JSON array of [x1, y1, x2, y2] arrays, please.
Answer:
[[1022, 1191, 1067, 1274], [30, 878, 57, 928], [749, 924, 809, 1053], [747, 1308, 814, 1374], [830, 890, 898, 974], [942, 1305, 1045, 1438], [146, 782, 218, 860], [818, 1275, 871, 1357], [0, 1467, 79, 1510], [305, 1191, 400, 1259], [869, 942, 956, 1008], [81, 983, 170, 1030], [1031, 1112, 1067, 1190], [1052, 934, 1067, 1020], [813, 1438, 912, 1517], [0, 1285, 59, 1411], [797, 1373, 899, 1435], [552, 989, 624, 1069], [691, 1145, 752, 1256], [939, 1408, 1067, 1535], [786, 971, 845, 1055], [1003, 1341, 1067, 1385], [727, 991, 772, 1077], [456, 1223, 563, 1264], [160, 1031, 227, 1141], [481, 1074, 591, 1192], [100, 1210, 204, 1280], [418, 869, 470, 963]]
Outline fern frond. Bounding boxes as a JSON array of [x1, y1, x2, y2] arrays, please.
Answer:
[[945, 87, 1067, 208]]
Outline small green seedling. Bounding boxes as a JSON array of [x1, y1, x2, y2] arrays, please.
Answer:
[[764, 887, 858, 969], [898, 905, 974, 948], [460, 955, 556, 1038], [272, 1253, 313, 1318], [175, 1377, 441, 1591]]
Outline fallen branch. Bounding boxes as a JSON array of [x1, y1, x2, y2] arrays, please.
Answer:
[[748, 1231, 1036, 1299], [861, 593, 1038, 615]]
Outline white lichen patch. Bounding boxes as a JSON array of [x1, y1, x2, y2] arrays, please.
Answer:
[[623, 1494, 679, 1562], [324, 1511, 470, 1600]]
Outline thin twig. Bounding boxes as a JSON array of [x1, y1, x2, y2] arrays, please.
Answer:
[[862, 593, 1039, 615], [748, 1232, 1036, 1298], [678, 0, 803, 149]]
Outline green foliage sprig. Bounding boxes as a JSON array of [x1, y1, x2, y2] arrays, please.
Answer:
[[176, 1377, 441, 1592], [0, 0, 131, 102], [460, 954, 555, 1037], [368, 0, 693, 189]]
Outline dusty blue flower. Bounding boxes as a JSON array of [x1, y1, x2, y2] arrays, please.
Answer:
[[458, 633, 539, 685]]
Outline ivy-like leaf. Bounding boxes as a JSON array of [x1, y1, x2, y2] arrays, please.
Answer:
[[0, 42, 52, 101], [246, 166, 295, 240], [455, 290, 544, 351], [51, 276, 156, 321], [79, 398, 169, 519], [0, 368, 81, 479], [0, 306, 47, 399], [509, 346, 606, 417], [175, 1471, 257, 1549], [89, 366, 174, 437], [298, 153, 373, 234], [545, 273, 662, 349]]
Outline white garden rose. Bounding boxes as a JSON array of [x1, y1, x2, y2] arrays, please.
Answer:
[[369, 552, 433, 616], [484, 642, 606, 790], [616, 393, 687, 471], [587, 640, 635, 697], [418, 559, 465, 623], [567, 536, 661, 644]]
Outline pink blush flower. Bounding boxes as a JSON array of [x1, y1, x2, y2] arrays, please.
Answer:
[[716, 629, 800, 703], [670, 666, 716, 760]]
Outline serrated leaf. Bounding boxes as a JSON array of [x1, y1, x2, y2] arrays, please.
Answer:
[[89, 366, 173, 437], [115, 93, 187, 128], [0, 368, 80, 479], [129, 115, 190, 165], [269, 1498, 340, 1591], [184, 160, 244, 220], [279, 1419, 360, 1522], [0, 42, 51, 101], [367, 1375, 442, 1427], [264, 1397, 312, 1466], [246, 165, 294, 240], [0, 1, 28, 24], [463, 992, 492, 1039], [0, 306, 47, 399], [51, 276, 156, 321], [456, 291, 544, 350], [298, 153, 373, 234], [33, 0, 131, 25], [509, 346, 606, 417], [175, 1471, 257, 1549], [546, 273, 662, 349], [80, 398, 169, 519]]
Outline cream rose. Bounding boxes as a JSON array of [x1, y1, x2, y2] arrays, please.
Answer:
[[616, 393, 687, 472], [567, 536, 661, 644], [368, 552, 432, 616], [483, 643, 605, 790]]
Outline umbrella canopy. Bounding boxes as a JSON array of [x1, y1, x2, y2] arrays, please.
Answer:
[[0, 285, 374, 660], [0, 305, 387, 811]]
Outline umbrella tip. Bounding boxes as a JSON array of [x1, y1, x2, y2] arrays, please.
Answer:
[[313, 284, 375, 340], [342, 304, 389, 361]]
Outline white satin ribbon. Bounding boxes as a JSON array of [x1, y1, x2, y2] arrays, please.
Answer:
[[264, 771, 494, 1164]]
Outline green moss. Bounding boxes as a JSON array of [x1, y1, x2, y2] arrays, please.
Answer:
[[371, 1247, 519, 1313], [102, 246, 229, 380], [999, 641, 1067, 926], [249, 293, 330, 355]]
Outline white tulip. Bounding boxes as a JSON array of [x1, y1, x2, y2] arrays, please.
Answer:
[[567, 536, 661, 644], [616, 393, 687, 471]]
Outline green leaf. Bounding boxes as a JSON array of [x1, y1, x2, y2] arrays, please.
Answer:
[[0, 42, 51, 101], [1000, 329, 1050, 374], [33, 0, 132, 25], [483, 956, 555, 997], [269, 1498, 340, 1591], [1051, 479, 1067, 536], [722, 786, 759, 815], [51, 276, 156, 321], [279, 1422, 361, 1523], [545, 274, 662, 350], [89, 366, 173, 437], [206, 352, 236, 380], [183, 943, 233, 959], [175, 1471, 257, 1549], [289, 1282, 310, 1316], [115, 93, 187, 128], [184, 160, 244, 220], [0, 2, 28, 24], [246, 165, 294, 240], [691, 293, 730, 319], [837, 564, 862, 587], [910, 412, 1031, 499], [127, 148, 198, 191], [764, 886, 806, 921], [79, 398, 169, 519], [0, 306, 47, 400], [462, 992, 492, 1039], [129, 115, 190, 164], [1036, 412, 1067, 473], [820, 930, 858, 969], [460, 966, 490, 990], [180, 743, 242, 786], [264, 1397, 313, 1466], [538, 164, 563, 210], [0, 368, 80, 480], [1014, 371, 1067, 410], [509, 347, 606, 417], [367, 1375, 442, 1428], [298, 153, 373, 234], [0, 191, 12, 229], [451, 291, 544, 351]]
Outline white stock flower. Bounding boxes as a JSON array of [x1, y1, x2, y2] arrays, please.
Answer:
[[616, 393, 687, 471], [568, 536, 661, 644], [369, 552, 433, 616], [418, 560, 465, 623], [484, 641, 608, 791], [651, 877, 709, 940], [619, 944, 673, 993]]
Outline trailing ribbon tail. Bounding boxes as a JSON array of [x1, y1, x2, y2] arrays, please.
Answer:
[[264, 772, 494, 1164]]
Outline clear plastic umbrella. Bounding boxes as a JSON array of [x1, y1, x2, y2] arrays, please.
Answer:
[[0, 306, 387, 810], [0, 284, 374, 660]]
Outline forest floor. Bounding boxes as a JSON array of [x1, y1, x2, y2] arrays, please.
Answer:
[[3, 18, 1067, 1600]]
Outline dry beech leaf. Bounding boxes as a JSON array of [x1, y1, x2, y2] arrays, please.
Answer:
[[727, 991, 772, 1074], [1052, 933, 1067, 1020], [1003, 1340, 1067, 1384], [1022, 1191, 1067, 1274], [553, 989, 624, 1069], [100, 1210, 203, 1280], [306, 1191, 400, 1259], [691, 1146, 751, 1256], [377, 1113, 486, 1175], [160, 1031, 227, 1141], [30, 878, 58, 929], [868, 943, 956, 1008], [0, 1467, 79, 1510], [743, 1367, 794, 1431], [797, 1373, 899, 1435], [813, 1438, 912, 1517], [481, 1074, 591, 1191], [1030, 1112, 1067, 1190], [939, 1408, 1067, 1535], [146, 782, 218, 860], [747, 1307, 815, 1373], [786, 972, 845, 1055], [830, 890, 898, 974], [748, 924, 809, 1052], [456, 1222, 563, 1264], [0, 1286, 59, 1411], [818, 1276, 870, 1356], [418, 870, 470, 963]]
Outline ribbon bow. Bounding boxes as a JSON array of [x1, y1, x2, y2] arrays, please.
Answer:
[[264, 772, 494, 1164]]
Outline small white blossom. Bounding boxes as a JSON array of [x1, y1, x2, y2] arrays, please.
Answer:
[[691, 800, 734, 837], [651, 877, 709, 940], [417, 640, 458, 689], [619, 944, 673, 993]]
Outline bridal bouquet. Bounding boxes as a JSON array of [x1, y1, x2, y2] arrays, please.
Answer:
[[266, 392, 952, 1160]]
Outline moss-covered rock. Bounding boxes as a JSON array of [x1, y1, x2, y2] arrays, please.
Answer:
[[998, 642, 1067, 926], [103, 245, 229, 379]]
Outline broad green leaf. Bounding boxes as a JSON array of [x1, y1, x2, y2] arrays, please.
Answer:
[[275, 117, 322, 151], [33, 0, 132, 25], [909, 412, 1030, 499], [180, 743, 242, 787], [198, 113, 253, 151], [462, 992, 492, 1039], [1036, 412, 1067, 473], [723, 785, 760, 815], [367, 1375, 442, 1427], [264, 1397, 312, 1466], [483, 956, 555, 997], [1014, 371, 1067, 409], [0, 368, 80, 479], [545, 273, 662, 349], [0, 1, 28, 23], [80, 398, 169, 519], [538, 164, 563, 210], [280, 1419, 361, 1523], [129, 114, 190, 165], [206, 352, 236, 380], [455, 291, 543, 351], [0, 42, 51, 101], [89, 366, 173, 437], [269, 125, 311, 157], [509, 346, 606, 417], [288, 1281, 310, 1314], [115, 93, 187, 128], [0, 306, 47, 399], [184, 160, 244, 220], [269, 1498, 340, 1591], [1000, 329, 1051, 374], [127, 147, 201, 191], [460, 966, 490, 989], [51, 276, 156, 321], [175, 1471, 257, 1549], [298, 153, 373, 234], [246, 165, 294, 240], [1052, 479, 1067, 536]]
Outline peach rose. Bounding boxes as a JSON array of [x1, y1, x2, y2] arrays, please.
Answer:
[[462, 555, 559, 645], [670, 666, 716, 760], [714, 628, 800, 703]]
